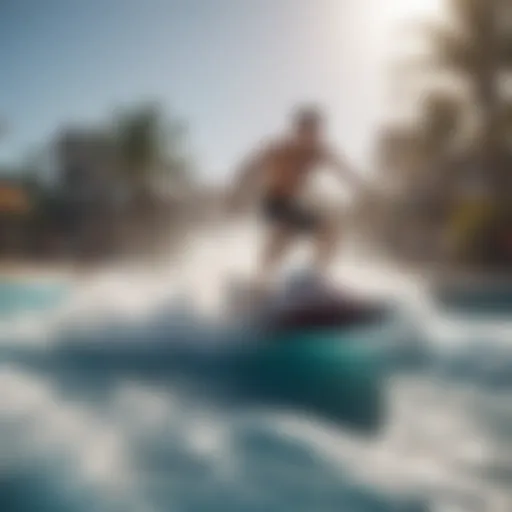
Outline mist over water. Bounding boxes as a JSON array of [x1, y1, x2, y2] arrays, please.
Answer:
[[1, 225, 512, 512]]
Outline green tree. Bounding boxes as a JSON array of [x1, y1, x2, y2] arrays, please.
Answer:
[[111, 101, 193, 259], [378, 90, 462, 198], [405, 0, 512, 192], [112, 101, 191, 204], [378, 0, 512, 267]]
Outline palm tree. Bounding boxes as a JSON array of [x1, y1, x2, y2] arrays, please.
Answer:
[[111, 101, 192, 257], [375, 89, 466, 261], [405, 0, 512, 194], [378, 0, 512, 266], [113, 102, 190, 203], [378, 90, 462, 191]]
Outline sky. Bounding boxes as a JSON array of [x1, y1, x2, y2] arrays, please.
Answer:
[[0, 0, 443, 182]]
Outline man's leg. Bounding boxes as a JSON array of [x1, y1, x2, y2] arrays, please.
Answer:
[[257, 224, 294, 290], [312, 215, 341, 275]]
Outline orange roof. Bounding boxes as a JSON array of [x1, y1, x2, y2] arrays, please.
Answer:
[[0, 186, 31, 214]]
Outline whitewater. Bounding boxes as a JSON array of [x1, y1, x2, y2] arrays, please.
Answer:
[[1, 223, 512, 512]]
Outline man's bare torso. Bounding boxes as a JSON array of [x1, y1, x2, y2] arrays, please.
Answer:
[[262, 138, 327, 198]]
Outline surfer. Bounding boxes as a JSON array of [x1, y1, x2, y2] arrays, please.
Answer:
[[228, 105, 369, 291]]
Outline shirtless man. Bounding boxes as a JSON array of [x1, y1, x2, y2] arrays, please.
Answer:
[[228, 105, 366, 289]]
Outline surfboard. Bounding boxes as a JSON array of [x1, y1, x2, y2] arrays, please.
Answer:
[[225, 270, 392, 331], [229, 326, 387, 433], [221, 271, 394, 432]]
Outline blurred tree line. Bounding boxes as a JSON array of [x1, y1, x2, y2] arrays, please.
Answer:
[[0, 102, 195, 264], [375, 0, 512, 271]]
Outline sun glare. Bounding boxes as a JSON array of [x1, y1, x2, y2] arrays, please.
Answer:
[[385, 0, 443, 23], [380, 0, 445, 60]]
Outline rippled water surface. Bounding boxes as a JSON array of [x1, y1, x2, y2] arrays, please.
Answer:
[[1, 227, 511, 512]]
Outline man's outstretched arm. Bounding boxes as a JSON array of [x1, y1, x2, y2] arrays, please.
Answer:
[[228, 143, 270, 211], [324, 148, 371, 194]]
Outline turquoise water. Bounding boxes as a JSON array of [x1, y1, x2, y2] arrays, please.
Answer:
[[0, 280, 68, 317], [1, 276, 512, 511]]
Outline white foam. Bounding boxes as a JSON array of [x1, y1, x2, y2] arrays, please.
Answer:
[[1, 224, 511, 511]]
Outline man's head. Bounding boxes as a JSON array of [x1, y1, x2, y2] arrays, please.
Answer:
[[291, 105, 325, 145]]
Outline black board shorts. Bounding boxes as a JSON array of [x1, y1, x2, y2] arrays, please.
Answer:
[[261, 195, 320, 233]]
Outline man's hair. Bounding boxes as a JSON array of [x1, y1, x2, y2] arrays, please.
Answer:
[[292, 105, 324, 128]]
